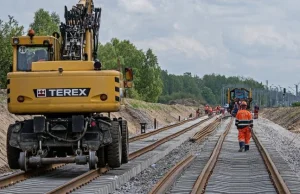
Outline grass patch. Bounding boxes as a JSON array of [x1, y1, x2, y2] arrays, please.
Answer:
[[0, 96, 5, 103], [129, 100, 148, 109]]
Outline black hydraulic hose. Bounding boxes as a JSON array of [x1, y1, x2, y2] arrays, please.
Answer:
[[46, 121, 88, 143]]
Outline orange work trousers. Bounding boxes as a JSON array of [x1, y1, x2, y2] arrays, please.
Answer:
[[238, 127, 251, 145]]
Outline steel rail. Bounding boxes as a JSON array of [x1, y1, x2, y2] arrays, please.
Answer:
[[148, 154, 196, 194], [190, 117, 233, 194], [252, 129, 291, 194], [128, 117, 212, 160], [0, 117, 202, 190], [0, 164, 64, 189], [0, 116, 215, 193], [190, 114, 232, 143], [149, 116, 229, 194], [46, 117, 214, 194], [46, 167, 109, 194], [190, 119, 221, 143], [129, 116, 199, 143]]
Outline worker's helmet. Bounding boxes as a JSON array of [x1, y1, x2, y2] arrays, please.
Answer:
[[241, 101, 247, 106]]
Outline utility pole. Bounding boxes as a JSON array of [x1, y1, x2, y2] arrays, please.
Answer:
[[283, 88, 286, 107], [296, 84, 298, 97], [220, 88, 223, 106], [269, 87, 272, 107], [259, 90, 262, 107], [117, 57, 122, 72], [276, 88, 278, 106]]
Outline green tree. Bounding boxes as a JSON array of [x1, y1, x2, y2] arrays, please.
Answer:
[[0, 16, 24, 88], [98, 38, 163, 102], [201, 86, 216, 104], [135, 49, 163, 102], [29, 9, 60, 35]]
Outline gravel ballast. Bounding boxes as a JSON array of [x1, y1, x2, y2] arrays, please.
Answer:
[[113, 117, 230, 194], [255, 118, 300, 181], [113, 116, 300, 193]]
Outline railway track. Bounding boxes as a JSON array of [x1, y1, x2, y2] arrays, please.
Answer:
[[203, 124, 289, 194], [150, 117, 291, 194], [149, 117, 232, 194], [254, 120, 300, 193], [0, 115, 216, 194], [148, 116, 225, 194], [129, 116, 198, 143], [128, 116, 213, 160]]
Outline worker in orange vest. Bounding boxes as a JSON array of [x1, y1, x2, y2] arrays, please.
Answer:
[[235, 101, 253, 152], [209, 106, 213, 115], [204, 105, 209, 114], [216, 105, 221, 114], [254, 104, 259, 119], [196, 108, 200, 117]]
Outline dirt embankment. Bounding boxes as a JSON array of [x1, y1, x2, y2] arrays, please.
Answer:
[[0, 89, 199, 171], [261, 107, 300, 133], [110, 98, 199, 134]]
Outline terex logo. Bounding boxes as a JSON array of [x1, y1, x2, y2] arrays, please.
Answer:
[[34, 88, 91, 98]]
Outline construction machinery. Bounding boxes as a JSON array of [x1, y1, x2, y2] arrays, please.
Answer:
[[6, 0, 133, 171], [227, 88, 252, 116]]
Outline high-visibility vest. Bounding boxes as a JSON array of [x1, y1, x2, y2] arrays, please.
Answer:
[[235, 110, 253, 129]]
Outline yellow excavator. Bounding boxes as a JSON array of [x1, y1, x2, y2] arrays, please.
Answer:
[[6, 0, 133, 171]]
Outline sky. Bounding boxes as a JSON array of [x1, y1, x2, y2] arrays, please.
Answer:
[[1, 0, 300, 93]]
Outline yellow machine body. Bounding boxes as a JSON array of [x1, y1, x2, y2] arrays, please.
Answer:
[[7, 70, 122, 114], [8, 30, 127, 115], [227, 87, 253, 111]]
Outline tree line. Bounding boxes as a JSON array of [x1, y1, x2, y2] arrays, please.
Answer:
[[0, 9, 265, 105]]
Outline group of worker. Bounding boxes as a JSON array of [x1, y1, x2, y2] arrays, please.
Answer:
[[204, 104, 225, 116], [203, 101, 259, 152], [204, 105, 212, 115]]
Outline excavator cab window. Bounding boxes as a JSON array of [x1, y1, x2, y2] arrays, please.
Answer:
[[17, 46, 50, 71]]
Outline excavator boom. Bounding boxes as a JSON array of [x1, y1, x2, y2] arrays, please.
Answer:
[[60, 0, 101, 60]]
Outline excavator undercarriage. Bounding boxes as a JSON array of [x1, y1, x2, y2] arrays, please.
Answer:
[[7, 114, 128, 171]]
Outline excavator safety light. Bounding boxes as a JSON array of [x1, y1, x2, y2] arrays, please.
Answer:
[[28, 29, 35, 37], [100, 94, 108, 101], [125, 67, 133, 81], [17, 96, 25, 103], [13, 38, 19, 45]]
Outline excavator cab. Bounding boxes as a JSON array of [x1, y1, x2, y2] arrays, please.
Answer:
[[11, 31, 60, 72]]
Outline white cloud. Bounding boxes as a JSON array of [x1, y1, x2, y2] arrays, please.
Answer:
[[136, 35, 217, 60], [118, 0, 156, 14], [242, 25, 297, 50], [222, 25, 300, 59], [173, 23, 180, 30], [2, 0, 300, 88]]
